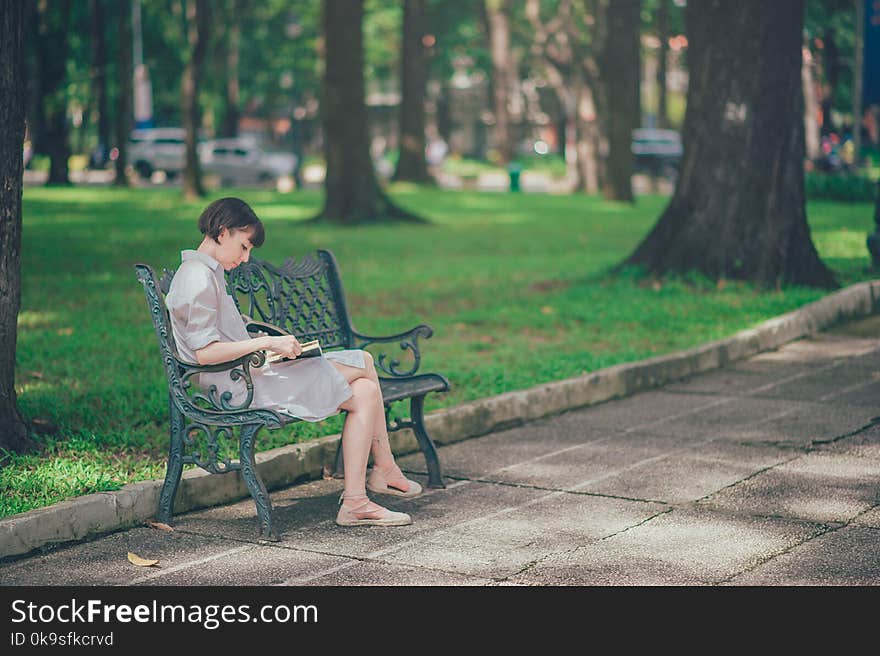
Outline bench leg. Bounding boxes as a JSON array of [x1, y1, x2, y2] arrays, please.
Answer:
[[239, 424, 279, 542], [333, 436, 346, 479], [411, 396, 445, 488], [157, 404, 185, 525]]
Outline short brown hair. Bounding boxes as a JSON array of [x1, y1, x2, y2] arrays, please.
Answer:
[[197, 197, 265, 247]]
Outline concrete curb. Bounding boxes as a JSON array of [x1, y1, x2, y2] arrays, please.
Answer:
[[3, 280, 879, 560]]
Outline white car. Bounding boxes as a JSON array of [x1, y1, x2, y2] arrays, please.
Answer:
[[199, 138, 297, 187], [128, 127, 187, 179]]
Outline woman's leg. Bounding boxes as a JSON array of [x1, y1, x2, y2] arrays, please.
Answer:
[[335, 375, 411, 525], [332, 353, 416, 493], [337, 377, 380, 499]]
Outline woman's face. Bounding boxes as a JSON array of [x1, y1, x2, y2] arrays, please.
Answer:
[[215, 227, 255, 270]]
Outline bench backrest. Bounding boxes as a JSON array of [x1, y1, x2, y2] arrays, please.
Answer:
[[137, 250, 355, 359], [133, 262, 188, 399], [226, 249, 355, 349]]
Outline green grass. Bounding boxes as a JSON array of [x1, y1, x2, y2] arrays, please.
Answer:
[[2, 185, 877, 518]]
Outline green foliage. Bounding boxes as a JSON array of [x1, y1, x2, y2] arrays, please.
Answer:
[[806, 171, 879, 203]]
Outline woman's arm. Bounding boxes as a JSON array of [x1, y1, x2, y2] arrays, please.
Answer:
[[195, 334, 302, 365]]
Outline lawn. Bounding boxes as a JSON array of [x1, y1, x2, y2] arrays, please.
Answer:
[[2, 184, 876, 517]]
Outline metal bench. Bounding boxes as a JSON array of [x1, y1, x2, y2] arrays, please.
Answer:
[[134, 249, 449, 541]]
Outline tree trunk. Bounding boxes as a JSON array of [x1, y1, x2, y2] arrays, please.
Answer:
[[600, 0, 639, 202], [802, 42, 820, 162], [392, 0, 432, 183], [113, 0, 132, 186], [574, 86, 600, 193], [25, 0, 43, 170], [37, 0, 71, 186], [623, 0, 836, 289], [181, 0, 209, 200], [220, 0, 242, 139], [316, 0, 423, 224], [0, 1, 33, 454], [89, 0, 109, 167], [821, 27, 838, 134], [656, 0, 669, 129], [484, 0, 514, 164]]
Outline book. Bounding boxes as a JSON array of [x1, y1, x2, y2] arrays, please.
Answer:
[[265, 339, 323, 364]]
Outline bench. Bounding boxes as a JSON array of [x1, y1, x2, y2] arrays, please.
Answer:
[[134, 249, 449, 541]]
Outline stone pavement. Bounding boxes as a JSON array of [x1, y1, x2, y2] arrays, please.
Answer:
[[2, 317, 879, 586]]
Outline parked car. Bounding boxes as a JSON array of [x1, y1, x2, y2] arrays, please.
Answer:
[[199, 138, 297, 187], [128, 127, 187, 179], [631, 128, 682, 179]]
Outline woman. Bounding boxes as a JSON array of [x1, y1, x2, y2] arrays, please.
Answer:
[[164, 197, 421, 527]]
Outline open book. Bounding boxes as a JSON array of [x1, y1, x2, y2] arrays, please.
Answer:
[[265, 339, 323, 364]]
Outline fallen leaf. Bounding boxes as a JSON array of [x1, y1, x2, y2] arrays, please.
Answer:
[[56, 327, 73, 336], [30, 371, 44, 379], [127, 552, 159, 567], [145, 520, 173, 532], [540, 305, 555, 314]]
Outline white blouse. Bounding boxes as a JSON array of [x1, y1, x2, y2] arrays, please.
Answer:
[[165, 250, 365, 421]]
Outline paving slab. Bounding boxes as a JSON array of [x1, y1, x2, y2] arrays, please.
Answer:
[[475, 433, 691, 491], [507, 506, 824, 586], [562, 390, 739, 433], [698, 452, 880, 524], [295, 561, 496, 586], [574, 447, 792, 504], [0, 528, 246, 586], [728, 526, 880, 585], [409, 411, 615, 480], [376, 491, 665, 580], [646, 397, 874, 445]]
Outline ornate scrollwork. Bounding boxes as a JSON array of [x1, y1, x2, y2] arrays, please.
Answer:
[[228, 254, 350, 348], [227, 263, 276, 324], [385, 402, 414, 432], [353, 324, 433, 377], [179, 350, 265, 412], [181, 423, 241, 474]]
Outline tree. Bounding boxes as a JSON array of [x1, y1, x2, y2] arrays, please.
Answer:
[[35, 0, 72, 185], [600, 0, 640, 202], [113, 0, 132, 187], [655, 0, 670, 129], [0, 1, 33, 454], [181, 0, 210, 200], [623, 0, 836, 288], [316, 0, 422, 224], [89, 0, 109, 168], [483, 0, 515, 164], [392, 0, 432, 183], [525, 0, 605, 192], [218, 0, 245, 138]]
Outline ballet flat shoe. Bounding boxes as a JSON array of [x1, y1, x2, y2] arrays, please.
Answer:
[[366, 467, 423, 498], [335, 495, 412, 527]]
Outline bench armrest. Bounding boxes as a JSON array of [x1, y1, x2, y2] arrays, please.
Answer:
[[171, 350, 285, 428], [352, 324, 434, 377]]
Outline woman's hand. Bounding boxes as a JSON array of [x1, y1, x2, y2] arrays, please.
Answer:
[[266, 334, 302, 359]]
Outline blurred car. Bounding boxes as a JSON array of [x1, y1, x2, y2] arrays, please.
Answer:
[[128, 127, 187, 179], [632, 128, 682, 179], [199, 138, 297, 187]]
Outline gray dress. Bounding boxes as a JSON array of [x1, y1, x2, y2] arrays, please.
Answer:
[[165, 250, 365, 421]]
